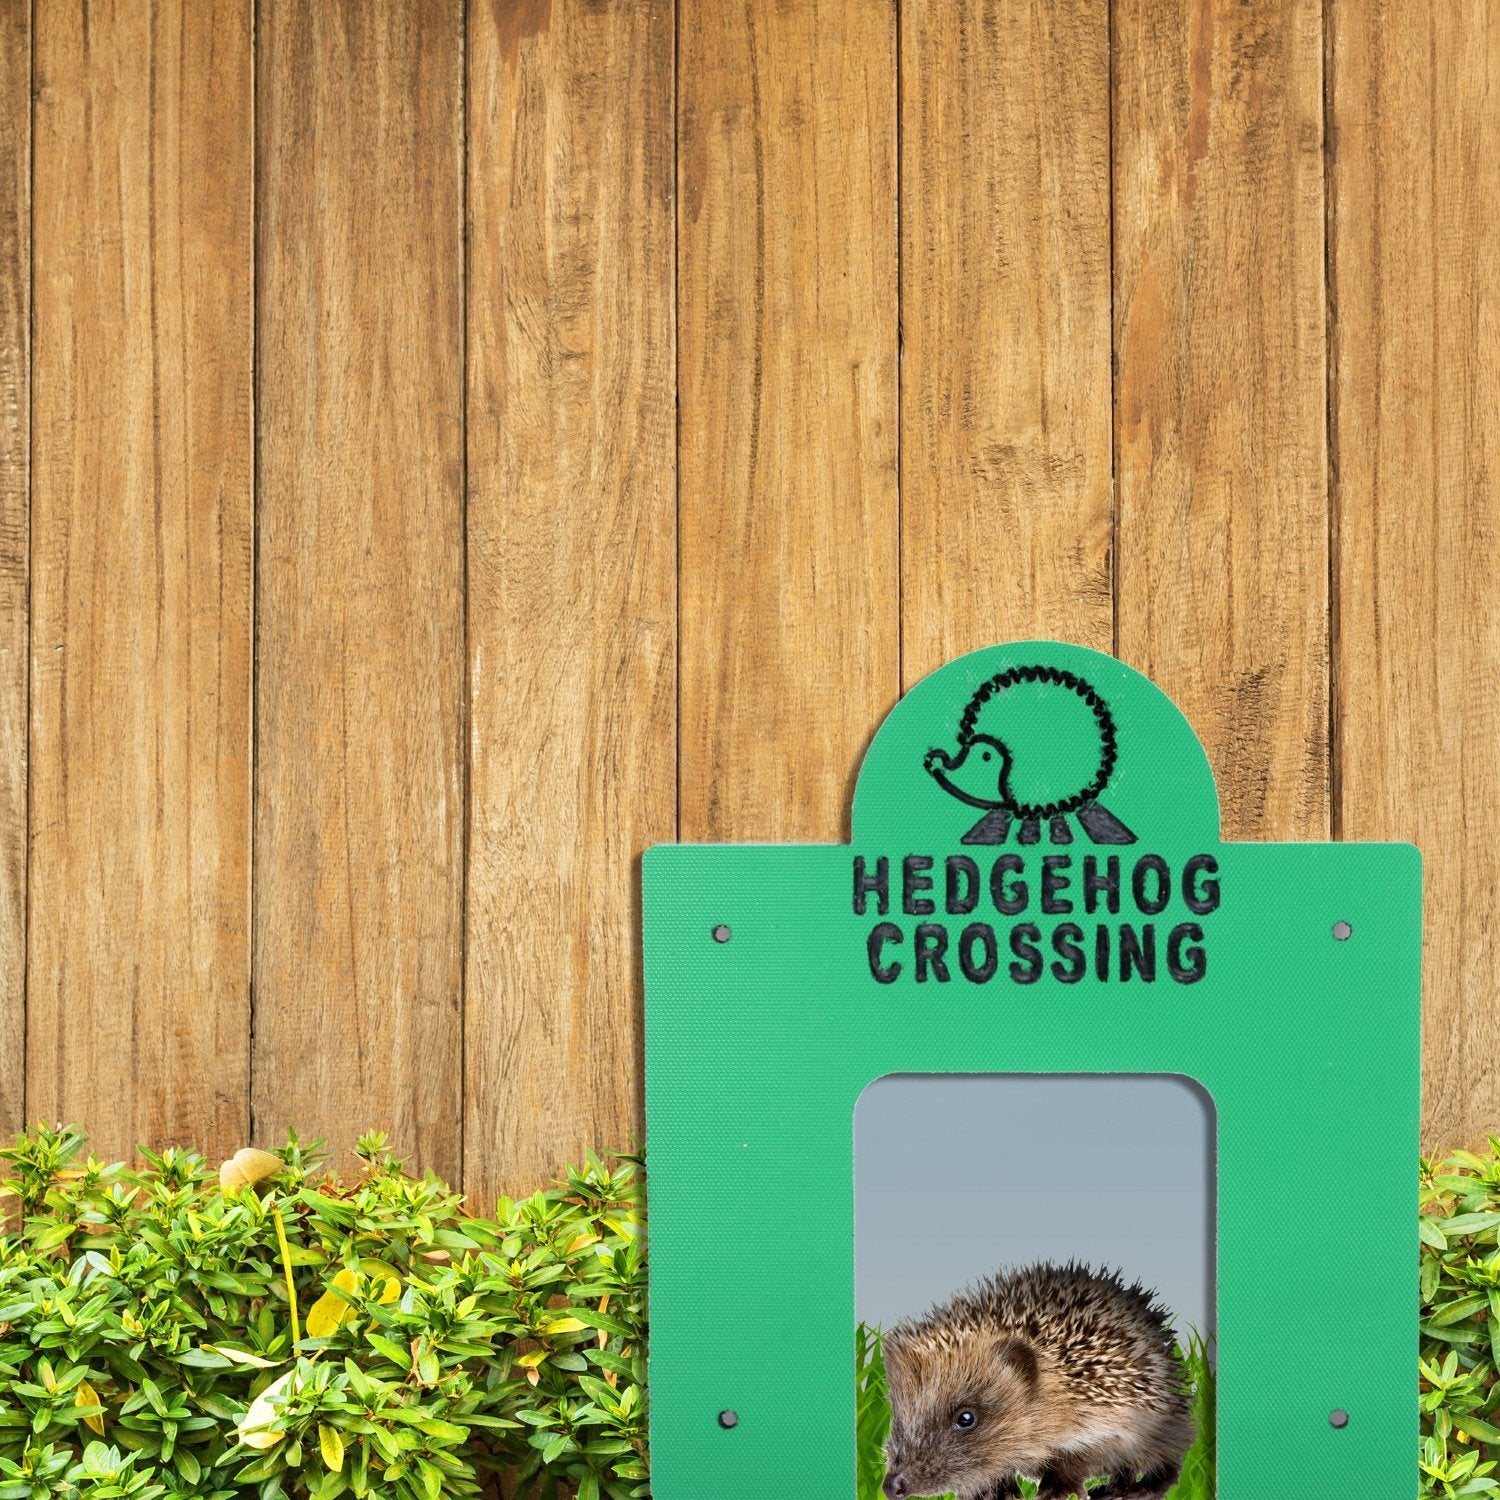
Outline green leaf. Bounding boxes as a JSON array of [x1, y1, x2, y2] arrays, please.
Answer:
[[365, 1333, 409, 1368], [414, 1418, 468, 1443], [176, 1348, 232, 1369], [1458, 1413, 1500, 1443], [1423, 1323, 1484, 1344], [235, 1452, 287, 1483], [1432, 1295, 1490, 1327], [1443, 1214, 1500, 1236]]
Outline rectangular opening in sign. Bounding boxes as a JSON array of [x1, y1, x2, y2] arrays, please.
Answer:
[[854, 1074, 1217, 1500]]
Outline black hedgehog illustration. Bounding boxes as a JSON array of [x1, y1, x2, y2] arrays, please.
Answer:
[[923, 666, 1136, 846]]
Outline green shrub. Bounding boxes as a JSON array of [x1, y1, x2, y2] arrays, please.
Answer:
[[1421, 1138, 1500, 1498], [0, 1120, 1485, 1498], [0, 1124, 646, 1500]]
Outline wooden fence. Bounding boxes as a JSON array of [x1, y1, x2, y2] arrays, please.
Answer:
[[0, 0, 1494, 1206]]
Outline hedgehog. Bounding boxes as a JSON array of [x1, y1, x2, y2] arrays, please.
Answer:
[[880, 1261, 1194, 1500], [923, 666, 1136, 846]]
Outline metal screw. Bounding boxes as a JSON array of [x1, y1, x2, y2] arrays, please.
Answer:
[[1329, 1409, 1349, 1428], [712, 924, 732, 944], [718, 1410, 739, 1429], [1332, 921, 1353, 941]]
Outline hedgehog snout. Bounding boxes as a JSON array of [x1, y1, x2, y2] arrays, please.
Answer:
[[882, 1437, 909, 1498]]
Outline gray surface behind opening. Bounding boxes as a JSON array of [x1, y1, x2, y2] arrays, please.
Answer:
[[854, 1074, 1215, 1340]]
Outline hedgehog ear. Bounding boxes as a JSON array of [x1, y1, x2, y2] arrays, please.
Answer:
[[997, 1336, 1039, 1388]]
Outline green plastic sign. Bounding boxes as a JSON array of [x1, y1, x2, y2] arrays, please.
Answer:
[[643, 640, 1420, 1499]]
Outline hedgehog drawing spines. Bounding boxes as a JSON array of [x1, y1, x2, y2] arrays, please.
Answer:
[[924, 666, 1137, 846]]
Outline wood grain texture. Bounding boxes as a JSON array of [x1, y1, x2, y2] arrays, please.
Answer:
[[464, 0, 675, 1203], [255, 1, 464, 1177], [28, 0, 253, 1160], [11, 0, 1499, 1168], [1114, 0, 1329, 840], [0, 0, 26, 1138], [900, 1, 1113, 683], [1331, 2, 1500, 1150], [678, 0, 899, 844]]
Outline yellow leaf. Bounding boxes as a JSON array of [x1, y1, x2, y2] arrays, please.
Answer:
[[537, 1317, 586, 1336], [219, 1148, 285, 1193], [306, 1269, 360, 1338], [319, 1423, 346, 1473], [304, 1290, 347, 1339], [204, 1344, 278, 1369], [568, 1233, 600, 1252], [515, 1350, 548, 1368], [39, 1360, 56, 1392], [76, 1380, 105, 1436], [237, 1370, 295, 1450]]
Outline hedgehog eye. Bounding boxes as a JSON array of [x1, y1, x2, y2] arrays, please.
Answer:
[[952, 1409, 978, 1432], [981, 751, 991, 761]]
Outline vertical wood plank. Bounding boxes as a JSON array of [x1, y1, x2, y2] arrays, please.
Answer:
[[1114, 0, 1329, 840], [255, 1, 464, 1177], [1331, 3, 1500, 1149], [464, 1, 675, 1202], [29, 0, 253, 1161], [900, 1, 1113, 682], [0, 0, 26, 1138], [678, 0, 899, 845]]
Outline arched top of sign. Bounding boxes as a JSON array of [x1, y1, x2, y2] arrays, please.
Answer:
[[851, 640, 1220, 849]]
